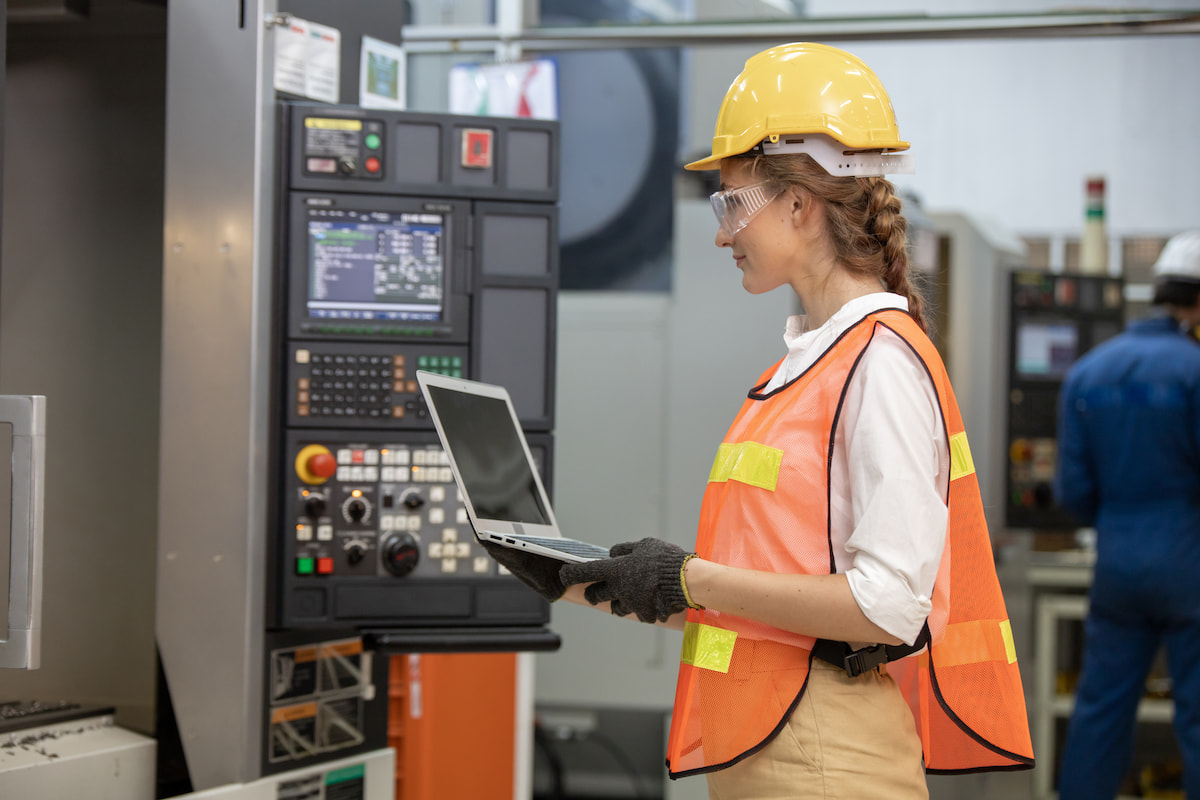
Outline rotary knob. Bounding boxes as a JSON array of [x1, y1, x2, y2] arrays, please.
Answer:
[[346, 542, 366, 566], [303, 493, 327, 519], [381, 532, 420, 577], [342, 495, 371, 524]]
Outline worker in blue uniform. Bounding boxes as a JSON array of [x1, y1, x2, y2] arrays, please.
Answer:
[[1054, 230, 1200, 798]]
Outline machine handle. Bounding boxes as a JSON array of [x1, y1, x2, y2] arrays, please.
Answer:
[[0, 396, 45, 669], [364, 626, 562, 654]]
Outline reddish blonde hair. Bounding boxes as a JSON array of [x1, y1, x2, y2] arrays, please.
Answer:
[[744, 153, 927, 332]]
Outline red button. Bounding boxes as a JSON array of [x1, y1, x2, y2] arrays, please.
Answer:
[[364, 156, 381, 173], [317, 557, 335, 575], [307, 451, 337, 479]]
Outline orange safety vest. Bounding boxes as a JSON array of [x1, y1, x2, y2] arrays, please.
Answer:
[[666, 309, 1034, 778]]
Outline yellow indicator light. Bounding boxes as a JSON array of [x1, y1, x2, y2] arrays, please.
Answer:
[[302, 490, 310, 497], [352, 489, 363, 498]]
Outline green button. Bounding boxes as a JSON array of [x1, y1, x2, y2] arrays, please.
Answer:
[[418, 356, 430, 369], [365, 133, 381, 150], [451, 356, 462, 367], [296, 557, 314, 575], [451, 369, 462, 378]]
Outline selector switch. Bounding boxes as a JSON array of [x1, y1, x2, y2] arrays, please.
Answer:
[[303, 493, 328, 520], [401, 489, 425, 510], [343, 495, 371, 524]]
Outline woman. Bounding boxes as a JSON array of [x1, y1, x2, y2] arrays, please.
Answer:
[[487, 42, 1034, 796]]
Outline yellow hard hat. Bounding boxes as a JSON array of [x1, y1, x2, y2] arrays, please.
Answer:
[[686, 42, 912, 175]]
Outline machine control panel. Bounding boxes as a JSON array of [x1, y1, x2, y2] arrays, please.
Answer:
[[275, 430, 551, 629], [300, 117, 386, 180], [1005, 270, 1124, 529], [272, 104, 559, 637]]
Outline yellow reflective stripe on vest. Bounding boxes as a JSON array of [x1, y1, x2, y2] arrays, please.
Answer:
[[708, 442, 783, 491], [680, 621, 738, 673], [931, 619, 1017, 668], [949, 431, 976, 481]]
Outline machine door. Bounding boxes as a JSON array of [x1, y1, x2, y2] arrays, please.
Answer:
[[0, 395, 45, 669]]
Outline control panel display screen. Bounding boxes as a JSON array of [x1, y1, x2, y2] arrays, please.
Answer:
[[307, 209, 445, 322], [1016, 320, 1078, 379]]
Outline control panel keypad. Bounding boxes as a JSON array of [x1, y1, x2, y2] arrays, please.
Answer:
[[289, 343, 468, 428]]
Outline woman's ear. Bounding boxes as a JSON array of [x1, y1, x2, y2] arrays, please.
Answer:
[[788, 187, 817, 231]]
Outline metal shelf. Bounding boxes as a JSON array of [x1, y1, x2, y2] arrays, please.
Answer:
[[1033, 592, 1176, 799], [1049, 695, 1174, 724]]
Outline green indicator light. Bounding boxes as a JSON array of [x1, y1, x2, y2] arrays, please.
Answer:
[[451, 357, 462, 367], [364, 133, 381, 150], [451, 369, 462, 378], [418, 356, 429, 368], [297, 557, 315, 575]]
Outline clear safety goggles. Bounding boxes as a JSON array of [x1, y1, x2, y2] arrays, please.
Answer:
[[709, 181, 783, 237]]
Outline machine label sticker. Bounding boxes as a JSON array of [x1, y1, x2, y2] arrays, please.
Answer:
[[461, 128, 493, 168]]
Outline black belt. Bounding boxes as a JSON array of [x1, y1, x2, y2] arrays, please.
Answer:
[[812, 624, 931, 678]]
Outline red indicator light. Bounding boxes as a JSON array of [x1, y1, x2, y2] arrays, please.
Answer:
[[364, 156, 381, 173]]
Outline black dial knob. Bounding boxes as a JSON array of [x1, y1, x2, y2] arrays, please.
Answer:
[[402, 491, 425, 510], [342, 496, 371, 524], [303, 494, 327, 519], [382, 533, 420, 577], [346, 543, 366, 566]]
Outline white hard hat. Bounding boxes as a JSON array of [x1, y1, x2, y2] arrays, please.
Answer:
[[1153, 231, 1200, 282]]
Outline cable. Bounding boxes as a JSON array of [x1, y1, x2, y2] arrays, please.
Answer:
[[533, 722, 567, 800], [585, 729, 649, 800]]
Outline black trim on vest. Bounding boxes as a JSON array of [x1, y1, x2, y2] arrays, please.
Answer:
[[747, 311, 887, 400], [665, 651, 818, 780]]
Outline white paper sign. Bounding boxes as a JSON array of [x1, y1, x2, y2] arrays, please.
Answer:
[[448, 59, 558, 120], [360, 36, 406, 110], [272, 16, 341, 104]]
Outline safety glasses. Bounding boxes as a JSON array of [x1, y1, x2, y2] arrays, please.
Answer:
[[709, 181, 783, 237]]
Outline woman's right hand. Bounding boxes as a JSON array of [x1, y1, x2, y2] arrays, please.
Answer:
[[480, 541, 568, 601]]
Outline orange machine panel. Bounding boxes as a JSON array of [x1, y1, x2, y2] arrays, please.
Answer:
[[390, 652, 517, 799]]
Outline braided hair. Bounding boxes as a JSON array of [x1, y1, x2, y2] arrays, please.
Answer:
[[744, 153, 928, 332]]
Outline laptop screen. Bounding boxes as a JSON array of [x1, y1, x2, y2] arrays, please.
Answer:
[[425, 385, 551, 525]]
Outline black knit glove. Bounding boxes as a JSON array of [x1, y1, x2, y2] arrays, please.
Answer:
[[559, 538, 699, 623], [481, 541, 567, 602]]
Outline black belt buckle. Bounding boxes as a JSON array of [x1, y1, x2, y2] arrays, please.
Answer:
[[843, 643, 889, 677]]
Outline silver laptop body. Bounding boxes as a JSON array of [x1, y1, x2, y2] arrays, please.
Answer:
[[416, 371, 608, 563]]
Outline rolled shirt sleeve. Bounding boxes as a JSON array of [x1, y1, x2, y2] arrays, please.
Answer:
[[834, 328, 950, 646]]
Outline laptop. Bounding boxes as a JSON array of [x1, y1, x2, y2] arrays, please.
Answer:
[[416, 371, 610, 563]]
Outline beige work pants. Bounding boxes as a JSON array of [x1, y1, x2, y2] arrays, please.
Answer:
[[705, 659, 928, 799]]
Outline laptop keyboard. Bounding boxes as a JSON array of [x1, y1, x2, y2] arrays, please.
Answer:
[[515, 535, 610, 559]]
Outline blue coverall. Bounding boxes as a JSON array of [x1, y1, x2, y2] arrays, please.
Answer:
[[1054, 313, 1200, 798]]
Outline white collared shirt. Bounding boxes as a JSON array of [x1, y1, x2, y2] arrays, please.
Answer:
[[765, 293, 949, 645]]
